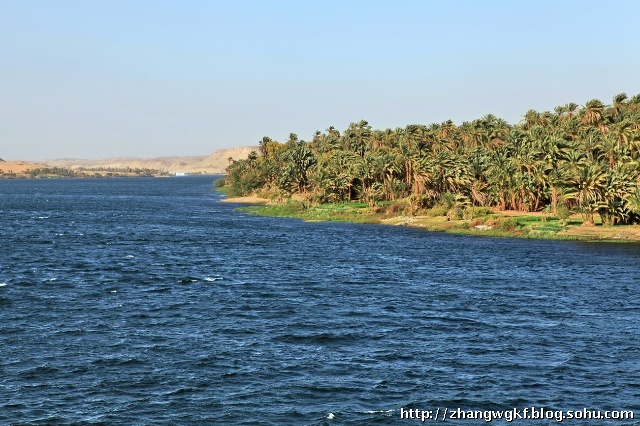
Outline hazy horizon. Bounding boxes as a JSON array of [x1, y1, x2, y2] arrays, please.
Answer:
[[2, 0, 640, 161], [32, 146, 253, 163]]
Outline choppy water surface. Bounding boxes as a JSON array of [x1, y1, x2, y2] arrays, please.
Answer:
[[1, 176, 639, 425]]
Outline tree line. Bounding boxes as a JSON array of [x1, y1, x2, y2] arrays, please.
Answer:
[[0, 167, 169, 179], [224, 93, 640, 225]]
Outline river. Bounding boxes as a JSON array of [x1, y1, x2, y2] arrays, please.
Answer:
[[1, 176, 639, 424]]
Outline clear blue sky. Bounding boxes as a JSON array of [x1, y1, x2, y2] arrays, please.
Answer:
[[2, 0, 639, 160]]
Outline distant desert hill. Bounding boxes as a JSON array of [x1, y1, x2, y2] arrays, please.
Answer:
[[0, 160, 51, 174], [42, 146, 258, 174]]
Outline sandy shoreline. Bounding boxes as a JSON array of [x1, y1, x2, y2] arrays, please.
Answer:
[[221, 196, 640, 242], [220, 195, 270, 204]]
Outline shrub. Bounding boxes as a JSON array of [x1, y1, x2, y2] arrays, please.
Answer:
[[556, 205, 572, 228], [495, 217, 518, 231], [256, 188, 279, 200], [427, 204, 450, 217], [471, 206, 493, 217], [439, 192, 457, 209], [470, 217, 485, 227], [307, 191, 329, 205], [382, 200, 409, 217], [409, 194, 436, 210], [449, 207, 464, 220]]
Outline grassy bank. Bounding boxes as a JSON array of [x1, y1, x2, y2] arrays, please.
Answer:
[[240, 201, 380, 224], [225, 195, 640, 242]]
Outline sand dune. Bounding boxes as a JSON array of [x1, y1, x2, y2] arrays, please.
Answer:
[[0, 160, 51, 174], [41, 146, 258, 174]]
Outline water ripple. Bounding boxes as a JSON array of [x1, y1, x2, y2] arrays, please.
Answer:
[[1, 177, 640, 424]]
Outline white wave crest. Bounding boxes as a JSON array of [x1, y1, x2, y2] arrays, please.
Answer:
[[364, 409, 394, 415]]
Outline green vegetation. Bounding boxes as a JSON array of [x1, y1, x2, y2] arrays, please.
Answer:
[[240, 201, 380, 224], [73, 166, 170, 177], [238, 200, 619, 240], [0, 166, 169, 179], [222, 93, 640, 235], [0, 167, 78, 179]]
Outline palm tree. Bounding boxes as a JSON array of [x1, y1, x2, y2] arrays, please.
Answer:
[[598, 164, 635, 225], [469, 180, 488, 219], [624, 188, 640, 223], [611, 93, 628, 120], [345, 120, 372, 157], [258, 136, 272, 158], [283, 141, 316, 193], [222, 92, 640, 227], [547, 167, 570, 216], [570, 162, 606, 225], [582, 99, 605, 126], [597, 133, 622, 170], [487, 148, 517, 210]]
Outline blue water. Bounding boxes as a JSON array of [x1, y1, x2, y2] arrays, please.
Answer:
[[1, 176, 639, 425]]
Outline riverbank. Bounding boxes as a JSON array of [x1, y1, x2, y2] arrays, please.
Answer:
[[219, 194, 270, 204], [221, 195, 640, 242], [0, 160, 172, 179]]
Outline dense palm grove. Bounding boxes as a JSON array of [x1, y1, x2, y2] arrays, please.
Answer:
[[225, 93, 640, 225]]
